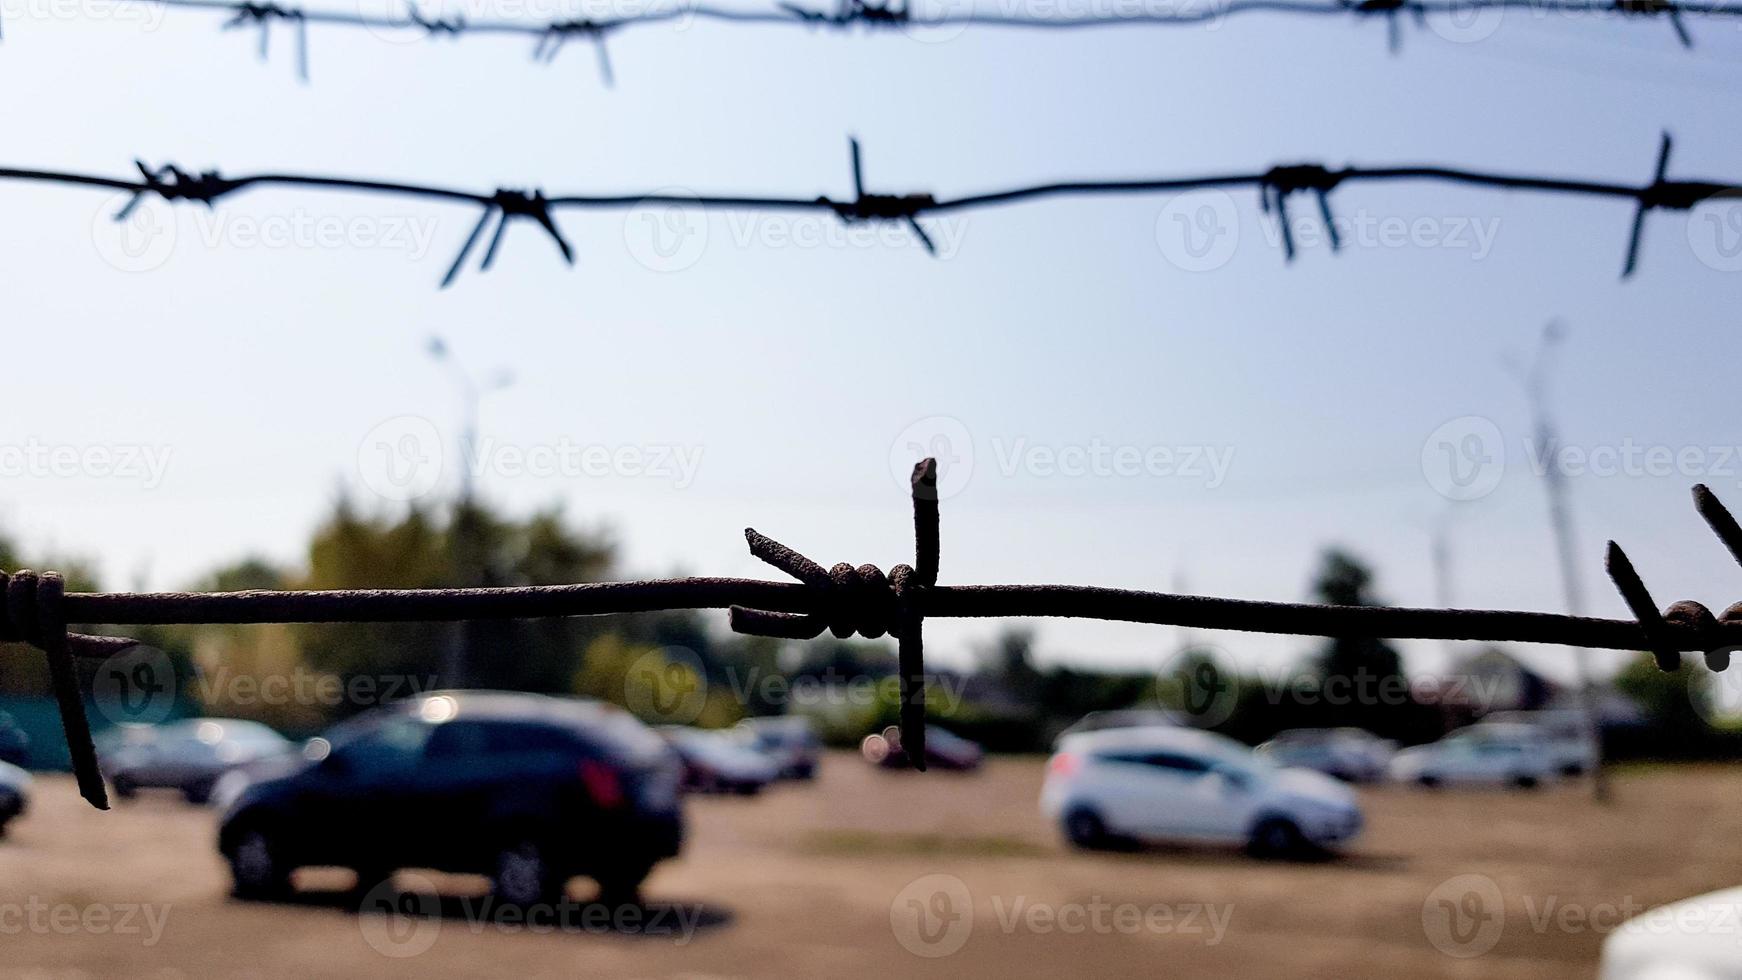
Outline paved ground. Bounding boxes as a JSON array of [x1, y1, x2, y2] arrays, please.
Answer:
[[4, 755, 1740, 979]]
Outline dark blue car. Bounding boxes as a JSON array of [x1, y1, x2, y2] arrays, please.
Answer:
[[217, 692, 684, 907]]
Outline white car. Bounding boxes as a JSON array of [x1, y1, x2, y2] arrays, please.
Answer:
[[1389, 724, 1557, 789], [1256, 728, 1395, 783], [1600, 887, 1742, 980], [1479, 710, 1599, 777], [0, 760, 30, 835], [1042, 727, 1363, 856], [659, 726, 780, 794]]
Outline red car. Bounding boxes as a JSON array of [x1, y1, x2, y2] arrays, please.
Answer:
[[863, 725, 984, 771]]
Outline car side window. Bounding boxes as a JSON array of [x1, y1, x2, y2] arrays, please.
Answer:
[[1144, 752, 1211, 775], [485, 723, 566, 756], [423, 720, 490, 760], [336, 717, 431, 780], [1096, 750, 1210, 775]]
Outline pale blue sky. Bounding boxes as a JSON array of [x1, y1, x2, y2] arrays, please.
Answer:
[[2, 1, 1741, 682]]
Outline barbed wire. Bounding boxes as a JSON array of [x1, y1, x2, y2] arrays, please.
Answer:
[[2, 459, 1740, 811], [4, 133, 1734, 285], [2, 0, 1737, 83]]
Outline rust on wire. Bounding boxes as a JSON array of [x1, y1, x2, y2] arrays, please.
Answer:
[[5, 460, 1741, 810], [1, 131, 1736, 285]]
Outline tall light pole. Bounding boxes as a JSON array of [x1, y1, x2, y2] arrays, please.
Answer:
[[426, 336, 513, 687], [427, 336, 514, 503], [1514, 320, 1609, 802]]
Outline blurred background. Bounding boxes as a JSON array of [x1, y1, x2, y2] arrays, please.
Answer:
[[1, 1, 1741, 977]]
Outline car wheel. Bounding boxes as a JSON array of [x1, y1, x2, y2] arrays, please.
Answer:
[[183, 779, 215, 806], [1249, 817, 1305, 859], [1062, 807, 1108, 849], [493, 841, 560, 909], [228, 828, 291, 900], [1560, 763, 1586, 778], [112, 775, 138, 801], [1417, 774, 1442, 789], [594, 860, 653, 909], [1511, 773, 1540, 790]]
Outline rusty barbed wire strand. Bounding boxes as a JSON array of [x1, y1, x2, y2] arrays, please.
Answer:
[[3, 0, 1738, 83], [2, 133, 1735, 285], [4, 465, 1742, 810]]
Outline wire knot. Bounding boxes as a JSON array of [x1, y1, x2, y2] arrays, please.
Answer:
[[1607, 480, 1742, 673], [1615, 0, 1693, 45], [407, 2, 466, 35], [1260, 164, 1345, 261], [223, 1, 312, 80], [132, 161, 237, 206], [531, 17, 616, 83], [819, 137, 940, 254], [781, 0, 910, 26], [1, 569, 57, 649], [1, 570, 110, 808], [441, 188, 575, 288], [820, 191, 938, 223], [729, 458, 941, 768], [731, 535, 913, 640], [228, 1, 302, 24]]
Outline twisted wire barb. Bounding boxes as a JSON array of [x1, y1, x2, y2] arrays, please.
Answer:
[[6, 132, 1737, 285], [3, 0, 1737, 81], [4, 463, 1741, 811]]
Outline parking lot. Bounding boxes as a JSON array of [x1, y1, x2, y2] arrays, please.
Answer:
[[4, 755, 1739, 979]]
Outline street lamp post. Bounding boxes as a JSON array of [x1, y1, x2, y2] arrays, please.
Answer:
[[1515, 321, 1610, 803], [426, 336, 513, 688]]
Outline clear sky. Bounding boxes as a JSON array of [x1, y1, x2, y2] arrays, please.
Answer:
[[2, 0, 1740, 683]]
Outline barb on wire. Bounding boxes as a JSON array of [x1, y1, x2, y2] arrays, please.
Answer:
[[406, 1, 465, 36], [531, 19, 615, 87], [1619, 133, 1723, 278], [6, 0, 1742, 79], [1339, 0, 1428, 53], [440, 188, 574, 288], [779, 0, 911, 27], [221, 2, 309, 82], [1617, 0, 1694, 45], [3, 132, 1738, 284], [817, 138, 938, 254], [4, 459, 1740, 811], [1260, 164, 1346, 260]]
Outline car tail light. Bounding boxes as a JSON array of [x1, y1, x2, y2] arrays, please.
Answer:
[[1048, 753, 1080, 777], [579, 759, 624, 809]]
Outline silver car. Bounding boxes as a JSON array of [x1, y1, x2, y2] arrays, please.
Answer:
[[0, 760, 29, 834], [101, 718, 293, 805]]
